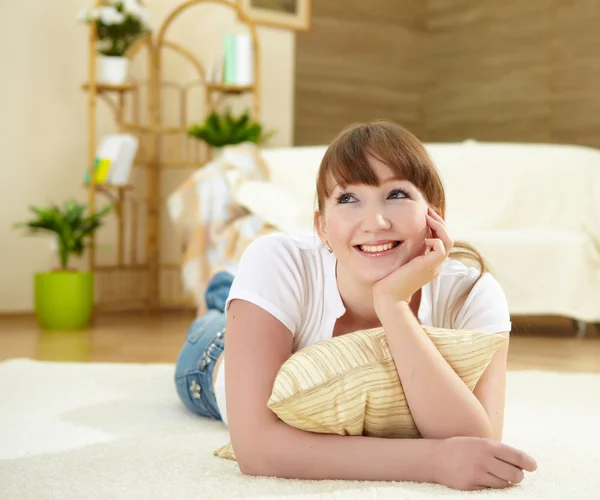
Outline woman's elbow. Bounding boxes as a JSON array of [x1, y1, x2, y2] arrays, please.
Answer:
[[234, 446, 255, 476], [238, 459, 261, 477], [233, 438, 276, 478], [234, 446, 264, 477]]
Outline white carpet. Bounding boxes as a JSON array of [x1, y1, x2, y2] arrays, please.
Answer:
[[1, 360, 599, 500]]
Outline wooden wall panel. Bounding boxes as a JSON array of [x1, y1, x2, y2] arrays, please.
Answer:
[[552, 0, 600, 146], [426, 0, 553, 142], [294, 0, 426, 145], [296, 1, 600, 148], [424, 0, 489, 141]]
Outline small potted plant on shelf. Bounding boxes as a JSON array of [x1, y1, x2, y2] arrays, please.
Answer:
[[78, 0, 152, 85], [14, 200, 112, 331], [188, 108, 274, 158]]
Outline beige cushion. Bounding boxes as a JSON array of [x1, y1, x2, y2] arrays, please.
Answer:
[[214, 326, 507, 461]]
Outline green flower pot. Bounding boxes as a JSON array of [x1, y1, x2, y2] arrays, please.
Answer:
[[34, 271, 94, 330]]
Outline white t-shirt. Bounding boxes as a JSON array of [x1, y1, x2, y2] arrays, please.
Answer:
[[215, 232, 511, 426]]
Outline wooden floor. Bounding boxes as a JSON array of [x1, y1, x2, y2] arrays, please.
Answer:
[[0, 312, 599, 372]]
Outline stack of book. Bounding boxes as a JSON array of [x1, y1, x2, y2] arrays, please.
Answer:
[[208, 33, 253, 86], [83, 134, 138, 185]]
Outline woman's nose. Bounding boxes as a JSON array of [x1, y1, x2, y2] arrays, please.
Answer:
[[360, 209, 391, 232]]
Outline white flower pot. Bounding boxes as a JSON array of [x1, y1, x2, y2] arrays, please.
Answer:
[[98, 56, 129, 84]]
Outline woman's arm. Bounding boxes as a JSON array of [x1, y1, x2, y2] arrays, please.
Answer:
[[376, 299, 503, 440], [225, 299, 438, 481], [245, 417, 439, 482], [225, 299, 534, 487], [372, 208, 509, 441], [472, 334, 509, 441]]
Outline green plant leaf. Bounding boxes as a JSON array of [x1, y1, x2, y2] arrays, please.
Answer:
[[202, 124, 221, 147], [207, 112, 222, 136], [245, 123, 262, 144], [187, 108, 266, 148], [237, 111, 250, 130], [229, 111, 247, 144], [14, 201, 112, 270], [65, 200, 86, 227]]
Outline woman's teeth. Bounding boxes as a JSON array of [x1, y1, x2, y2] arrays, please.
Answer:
[[358, 241, 400, 254]]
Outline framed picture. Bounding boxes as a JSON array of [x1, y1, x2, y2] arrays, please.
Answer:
[[238, 0, 311, 32]]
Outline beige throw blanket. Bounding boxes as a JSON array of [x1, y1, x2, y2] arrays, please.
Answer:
[[167, 143, 278, 309]]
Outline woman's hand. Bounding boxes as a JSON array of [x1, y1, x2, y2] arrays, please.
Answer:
[[373, 207, 454, 311], [433, 436, 538, 490]]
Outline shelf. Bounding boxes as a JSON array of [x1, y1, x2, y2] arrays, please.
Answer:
[[86, 183, 134, 191], [120, 122, 187, 134], [83, 0, 262, 313], [82, 82, 137, 94], [83, 82, 251, 95], [206, 83, 254, 94], [94, 264, 148, 271], [160, 162, 209, 169], [85, 183, 134, 205]]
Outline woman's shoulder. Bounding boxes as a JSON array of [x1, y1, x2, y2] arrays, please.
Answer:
[[234, 231, 327, 292], [436, 257, 506, 300], [432, 257, 511, 332], [438, 257, 484, 283], [227, 231, 328, 335]]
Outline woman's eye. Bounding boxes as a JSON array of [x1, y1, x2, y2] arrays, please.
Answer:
[[388, 189, 409, 200], [335, 193, 356, 204]]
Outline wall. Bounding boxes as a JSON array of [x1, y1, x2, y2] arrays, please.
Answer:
[[294, 0, 426, 145], [0, 0, 294, 313], [295, 0, 600, 147], [425, 0, 600, 144]]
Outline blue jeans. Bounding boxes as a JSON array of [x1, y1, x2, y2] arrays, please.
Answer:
[[174, 271, 234, 421]]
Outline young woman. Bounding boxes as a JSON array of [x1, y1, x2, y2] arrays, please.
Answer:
[[174, 120, 538, 491]]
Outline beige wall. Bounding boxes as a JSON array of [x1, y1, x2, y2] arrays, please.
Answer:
[[0, 0, 294, 313]]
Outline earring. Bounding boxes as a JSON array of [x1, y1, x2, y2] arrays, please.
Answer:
[[325, 241, 333, 253]]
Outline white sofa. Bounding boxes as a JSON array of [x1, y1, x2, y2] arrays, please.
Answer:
[[234, 140, 600, 328]]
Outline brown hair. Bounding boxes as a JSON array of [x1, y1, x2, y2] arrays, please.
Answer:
[[316, 120, 487, 329]]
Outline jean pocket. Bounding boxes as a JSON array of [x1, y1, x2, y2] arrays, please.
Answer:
[[175, 373, 219, 419], [186, 310, 225, 344]]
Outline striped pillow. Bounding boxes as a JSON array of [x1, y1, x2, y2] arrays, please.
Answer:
[[214, 326, 507, 461]]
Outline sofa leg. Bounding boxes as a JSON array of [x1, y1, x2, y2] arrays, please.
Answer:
[[572, 319, 587, 337]]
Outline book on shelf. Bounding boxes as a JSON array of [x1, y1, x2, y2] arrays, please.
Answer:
[[207, 33, 253, 86], [83, 134, 138, 186], [234, 33, 253, 86]]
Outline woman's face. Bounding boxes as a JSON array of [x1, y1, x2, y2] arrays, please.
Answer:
[[318, 155, 430, 285]]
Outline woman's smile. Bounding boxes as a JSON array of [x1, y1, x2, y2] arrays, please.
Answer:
[[354, 240, 403, 256]]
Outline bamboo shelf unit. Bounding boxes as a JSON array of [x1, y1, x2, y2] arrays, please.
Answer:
[[84, 0, 261, 311]]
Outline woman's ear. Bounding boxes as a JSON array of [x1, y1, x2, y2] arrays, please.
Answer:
[[314, 209, 327, 242]]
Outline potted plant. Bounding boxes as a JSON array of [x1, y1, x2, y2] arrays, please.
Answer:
[[188, 108, 274, 157], [78, 0, 152, 84], [14, 200, 112, 331]]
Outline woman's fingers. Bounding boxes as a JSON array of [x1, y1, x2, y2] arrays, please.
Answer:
[[488, 458, 525, 485], [494, 444, 538, 472], [423, 239, 446, 279], [428, 206, 443, 220], [426, 209, 454, 256], [424, 238, 446, 259], [480, 473, 511, 489]]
